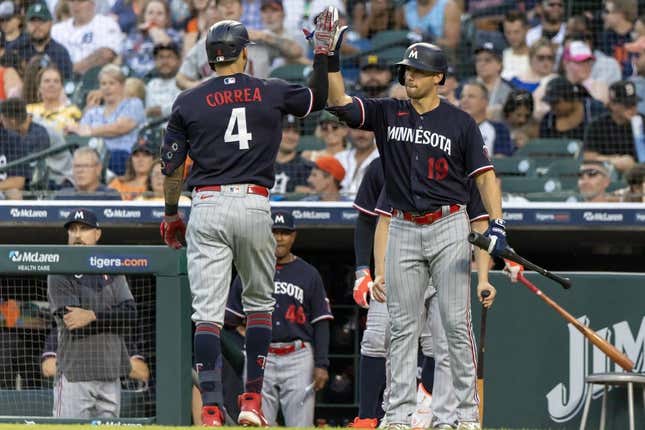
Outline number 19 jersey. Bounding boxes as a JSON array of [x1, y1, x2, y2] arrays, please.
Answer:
[[161, 73, 313, 188]]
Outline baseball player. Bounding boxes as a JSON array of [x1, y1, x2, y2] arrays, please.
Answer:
[[47, 208, 136, 419], [225, 211, 333, 426], [327, 31, 508, 429], [159, 12, 339, 426]]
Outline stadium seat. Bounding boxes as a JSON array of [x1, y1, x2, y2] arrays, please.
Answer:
[[368, 30, 411, 51], [269, 64, 312, 84], [500, 176, 562, 193], [493, 156, 535, 176], [298, 135, 325, 151], [540, 159, 582, 190], [372, 46, 407, 65], [515, 138, 583, 159]]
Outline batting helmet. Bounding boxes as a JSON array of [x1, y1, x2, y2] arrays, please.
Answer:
[[206, 20, 255, 64], [395, 43, 448, 86]]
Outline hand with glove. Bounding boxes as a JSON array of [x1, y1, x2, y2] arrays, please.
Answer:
[[503, 258, 524, 283], [484, 218, 508, 258], [353, 268, 372, 308], [303, 6, 348, 56], [160, 214, 186, 249]]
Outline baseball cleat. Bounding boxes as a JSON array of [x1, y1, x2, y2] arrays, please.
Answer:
[[237, 392, 269, 427], [431, 424, 456, 429], [201, 405, 224, 427], [349, 417, 378, 428], [412, 384, 433, 428], [456, 422, 480, 430]]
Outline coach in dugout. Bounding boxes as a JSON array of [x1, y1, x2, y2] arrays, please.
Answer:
[[47, 208, 137, 418]]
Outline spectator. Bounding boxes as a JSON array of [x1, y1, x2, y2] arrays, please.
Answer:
[[240, 0, 262, 30], [47, 208, 137, 418], [136, 159, 191, 201], [123, 0, 182, 78], [565, 19, 622, 86], [526, 0, 566, 47], [271, 114, 314, 195], [399, 0, 461, 50], [125, 77, 146, 102], [29, 64, 81, 133], [562, 40, 609, 103], [283, 0, 344, 34], [20, 3, 74, 82], [502, 10, 530, 81], [335, 128, 379, 195], [55, 147, 122, 199], [183, 0, 215, 55], [466, 0, 510, 32], [250, 0, 306, 68], [634, 13, 645, 39], [109, 0, 138, 35], [352, 0, 404, 39], [0, 126, 28, 200], [437, 65, 458, 105], [600, 0, 636, 77], [108, 131, 157, 200], [51, 0, 124, 76], [302, 111, 349, 162], [0, 97, 50, 155], [460, 80, 515, 157], [22, 54, 50, 104], [510, 38, 557, 95], [625, 36, 645, 114], [0, 35, 21, 100], [304, 155, 348, 202], [354, 54, 393, 98], [619, 162, 645, 201], [584, 80, 641, 174], [66, 64, 146, 175], [473, 40, 513, 121], [540, 76, 606, 141], [577, 160, 613, 202], [502, 89, 539, 148], [0, 1, 28, 52], [145, 42, 181, 120]]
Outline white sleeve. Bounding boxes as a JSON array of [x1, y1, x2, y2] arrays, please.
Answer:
[[94, 16, 124, 56]]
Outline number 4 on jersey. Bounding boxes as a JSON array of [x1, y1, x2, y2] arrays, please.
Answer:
[[225, 107, 253, 150]]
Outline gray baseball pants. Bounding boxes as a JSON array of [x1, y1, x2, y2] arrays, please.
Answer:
[[53, 373, 120, 418]]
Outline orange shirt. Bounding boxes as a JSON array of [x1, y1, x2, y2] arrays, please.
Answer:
[[109, 178, 147, 201]]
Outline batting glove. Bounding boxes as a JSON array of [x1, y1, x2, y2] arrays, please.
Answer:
[[303, 6, 339, 56], [503, 259, 524, 283], [353, 268, 371, 309], [160, 214, 186, 249], [484, 218, 508, 258]]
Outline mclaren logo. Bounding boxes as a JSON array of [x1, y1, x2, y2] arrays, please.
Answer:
[[408, 49, 418, 59], [9, 251, 60, 263]]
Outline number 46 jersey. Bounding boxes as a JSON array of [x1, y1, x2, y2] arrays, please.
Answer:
[[225, 257, 333, 343], [161, 73, 314, 187]]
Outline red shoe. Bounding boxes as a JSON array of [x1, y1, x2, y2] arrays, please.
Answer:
[[349, 417, 378, 428], [201, 405, 224, 427], [237, 392, 269, 427]]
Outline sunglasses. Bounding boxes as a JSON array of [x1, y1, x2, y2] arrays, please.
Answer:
[[536, 54, 555, 62], [577, 169, 604, 178], [320, 123, 341, 131]]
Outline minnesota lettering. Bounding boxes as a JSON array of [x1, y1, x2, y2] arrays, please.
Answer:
[[274, 281, 304, 303], [387, 126, 452, 155]]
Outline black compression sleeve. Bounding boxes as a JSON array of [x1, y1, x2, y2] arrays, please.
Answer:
[[354, 212, 377, 269], [313, 319, 330, 368], [309, 54, 329, 112]]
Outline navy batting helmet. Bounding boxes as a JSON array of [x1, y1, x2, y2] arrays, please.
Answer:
[[395, 43, 448, 86], [206, 20, 255, 64]]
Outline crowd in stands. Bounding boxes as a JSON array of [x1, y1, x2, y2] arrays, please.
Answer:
[[0, 0, 643, 202]]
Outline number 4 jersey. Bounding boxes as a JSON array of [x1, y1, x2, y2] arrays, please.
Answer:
[[328, 98, 493, 212], [225, 257, 333, 343], [161, 73, 314, 187]]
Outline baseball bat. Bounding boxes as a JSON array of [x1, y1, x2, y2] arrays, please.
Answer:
[[476, 290, 490, 426], [517, 273, 634, 372], [468, 232, 572, 290]]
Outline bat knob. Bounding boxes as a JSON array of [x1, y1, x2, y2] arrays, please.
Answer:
[[481, 290, 491, 299]]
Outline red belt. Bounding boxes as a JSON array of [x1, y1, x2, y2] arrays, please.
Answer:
[[392, 204, 461, 225], [195, 184, 269, 197], [268, 342, 306, 356]]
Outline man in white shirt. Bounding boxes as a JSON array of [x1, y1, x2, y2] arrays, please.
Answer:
[[51, 0, 123, 75], [526, 0, 566, 47], [334, 128, 378, 195], [501, 11, 530, 80], [283, 0, 344, 36], [145, 42, 182, 120]]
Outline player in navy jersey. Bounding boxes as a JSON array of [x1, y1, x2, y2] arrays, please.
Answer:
[[326, 25, 508, 429], [159, 11, 340, 427], [225, 211, 332, 427]]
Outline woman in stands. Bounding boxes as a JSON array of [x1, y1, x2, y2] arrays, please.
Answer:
[[136, 159, 191, 202], [66, 64, 146, 176], [109, 134, 156, 200], [502, 89, 539, 149], [352, 0, 404, 39], [27, 65, 81, 134], [399, 0, 461, 49]]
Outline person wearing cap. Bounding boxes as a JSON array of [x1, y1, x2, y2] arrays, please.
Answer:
[[55, 147, 122, 200], [303, 155, 349, 201], [145, 42, 182, 120], [335, 127, 379, 194], [398, 0, 461, 49], [354, 54, 393, 98], [539, 76, 606, 141], [473, 40, 513, 121], [576, 160, 613, 202], [619, 162, 645, 201], [225, 211, 332, 426], [625, 35, 645, 114], [584, 80, 642, 174], [252, 0, 306, 65], [600, 0, 637, 78], [51, 0, 124, 76], [0, 115, 30, 200], [501, 11, 530, 81], [123, 0, 182, 79], [302, 111, 349, 162], [525, 0, 566, 47], [47, 208, 137, 419], [272, 114, 315, 195], [108, 129, 158, 200], [0, 0, 28, 51], [20, 2, 74, 82], [562, 39, 609, 104]]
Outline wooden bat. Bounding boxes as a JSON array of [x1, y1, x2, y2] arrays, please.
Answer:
[[468, 232, 572, 290], [477, 290, 490, 427], [517, 273, 634, 372]]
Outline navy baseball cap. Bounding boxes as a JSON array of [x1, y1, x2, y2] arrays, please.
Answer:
[[64, 208, 100, 229], [272, 211, 295, 231]]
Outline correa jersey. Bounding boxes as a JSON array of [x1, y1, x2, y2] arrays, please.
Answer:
[[329, 98, 493, 212], [226, 257, 333, 343], [353, 157, 384, 217], [375, 179, 488, 222], [161, 73, 314, 188]]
